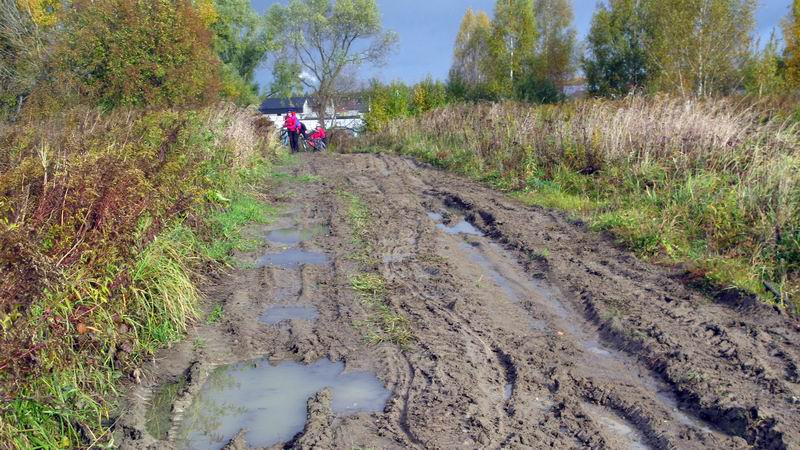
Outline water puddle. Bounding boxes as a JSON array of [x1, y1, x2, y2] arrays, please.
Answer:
[[503, 383, 513, 401], [427, 210, 484, 236], [145, 376, 187, 440], [266, 225, 330, 246], [260, 305, 319, 325], [460, 243, 526, 303], [582, 403, 650, 450], [175, 359, 390, 450], [255, 249, 329, 269]]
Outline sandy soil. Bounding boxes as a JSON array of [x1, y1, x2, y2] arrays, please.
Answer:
[[115, 153, 800, 450]]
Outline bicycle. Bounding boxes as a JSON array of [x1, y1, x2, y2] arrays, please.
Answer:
[[300, 134, 326, 152]]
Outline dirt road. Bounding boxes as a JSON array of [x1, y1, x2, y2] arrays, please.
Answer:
[[117, 153, 800, 450]]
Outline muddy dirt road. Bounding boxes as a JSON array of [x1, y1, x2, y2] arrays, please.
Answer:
[[117, 153, 800, 450]]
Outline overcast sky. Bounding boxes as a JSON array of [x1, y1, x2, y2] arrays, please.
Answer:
[[251, 0, 792, 90]]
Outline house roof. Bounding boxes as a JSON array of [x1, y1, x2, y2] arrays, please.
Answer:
[[259, 97, 307, 115], [259, 96, 367, 116]]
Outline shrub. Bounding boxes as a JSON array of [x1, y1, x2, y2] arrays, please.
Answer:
[[26, 0, 221, 113]]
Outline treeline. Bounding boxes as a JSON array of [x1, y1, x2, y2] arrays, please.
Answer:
[[364, 0, 800, 125], [1, 0, 269, 120], [584, 0, 798, 98]]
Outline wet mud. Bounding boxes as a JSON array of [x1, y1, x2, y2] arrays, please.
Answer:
[[116, 153, 800, 450]]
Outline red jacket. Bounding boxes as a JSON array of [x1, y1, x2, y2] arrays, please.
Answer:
[[311, 128, 326, 140], [284, 115, 297, 132]]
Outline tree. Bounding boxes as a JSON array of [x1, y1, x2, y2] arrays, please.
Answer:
[[784, 0, 800, 87], [533, 0, 576, 91], [486, 0, 537, 98], [363, 80, 411, 131], [449, 9, 492, 96], [0, 0, 56, 118], [411, 76, 447, 114], [582, 0, 650, 97], [647, 0, 755, 97], [743, 32, 786, 97], [210, 0, 272, 104], [266, 0, 397, 127]]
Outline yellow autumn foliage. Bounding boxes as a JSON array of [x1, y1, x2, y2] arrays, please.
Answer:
[[196, 0, 219, 27], [16, 0, 60, 26]]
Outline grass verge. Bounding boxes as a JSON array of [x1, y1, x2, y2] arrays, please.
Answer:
[[0, 105, 281, 447], [353, 98, 800, 313]]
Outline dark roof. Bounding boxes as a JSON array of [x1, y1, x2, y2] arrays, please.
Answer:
[[338, 98, 367, 113], [259, 96, 307, 115]]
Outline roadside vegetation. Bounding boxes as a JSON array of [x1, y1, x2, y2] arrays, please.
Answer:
[[0, 0, 282, 447], [0, 105, 280, 448], [356, 97, 799, 313]]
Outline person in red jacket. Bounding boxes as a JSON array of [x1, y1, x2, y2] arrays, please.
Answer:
[[307, 125, 326, 151], [283, 111, 299, 152], [310, 125, 326, 142]]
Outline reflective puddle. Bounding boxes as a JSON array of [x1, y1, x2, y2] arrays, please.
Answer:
[[260, 305, 319, 325], [255, 249, 329, 269], [146, 376, 187, 441], [427, 211, 484, 236], [460, 242, 526, 303], [175, 359, 390, 450], [582, 403, 651, 450], [503, 383, 513, 401], [266, 225, 330, 246]]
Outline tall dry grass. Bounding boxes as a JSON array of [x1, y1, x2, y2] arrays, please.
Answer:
[[362, 97, 800, 309], [0, 103, 279, 447]]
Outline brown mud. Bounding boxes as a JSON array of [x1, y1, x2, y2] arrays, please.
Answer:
[[116, 153, 800, 450]]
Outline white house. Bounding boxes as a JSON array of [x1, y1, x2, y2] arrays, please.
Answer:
[[259, 96, 366, 132]]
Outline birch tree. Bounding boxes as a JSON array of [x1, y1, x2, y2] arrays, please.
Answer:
[[486, 0, 537, 98], [784, 0, 800, 87], [647, 0, 755, 97], [449, 9, 492, 92], [533, 0, 577, 90]]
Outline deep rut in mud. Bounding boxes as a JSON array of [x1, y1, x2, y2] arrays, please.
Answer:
[[117, 153, 800, 450]]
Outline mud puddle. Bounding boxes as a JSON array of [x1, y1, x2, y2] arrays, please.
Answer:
[[259, 304, 319, 325], [266, 225, 330, 246], [255, 248, 329, 268], [582, 402, 651, 450], [427, 210, 484, 236], [175, 359, 390, 450], [145, 375, 188, 441]]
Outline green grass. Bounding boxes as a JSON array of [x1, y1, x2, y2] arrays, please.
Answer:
[[206, 304, 224, 324], [339, 190, 375, 264], [350, 273, 413, 348], [269, 171, 322, 184], [200, 192, 275, 264]]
